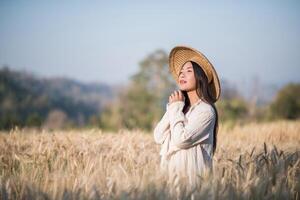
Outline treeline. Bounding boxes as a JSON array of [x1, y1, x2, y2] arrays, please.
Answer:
[[1, 49, 299, 131], [0, 66, 113, 130]]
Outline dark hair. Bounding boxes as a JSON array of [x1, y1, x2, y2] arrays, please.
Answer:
[[181, 61, 219, 156]]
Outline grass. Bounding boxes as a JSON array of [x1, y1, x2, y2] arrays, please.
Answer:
[[0, 120, 299, 199]]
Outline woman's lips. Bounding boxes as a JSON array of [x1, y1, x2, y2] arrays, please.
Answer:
[[180, 80, 187, 84]]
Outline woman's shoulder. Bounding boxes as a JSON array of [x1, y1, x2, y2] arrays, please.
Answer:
[[195, 101, 216, 117]]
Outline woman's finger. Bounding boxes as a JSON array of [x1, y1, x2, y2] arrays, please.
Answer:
[[178, 90, 182, 99], [173, 91, 177, 96], [176, 90, 180, 99]]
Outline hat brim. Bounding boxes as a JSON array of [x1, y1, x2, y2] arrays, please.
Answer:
[[169, 45, 221, 102]]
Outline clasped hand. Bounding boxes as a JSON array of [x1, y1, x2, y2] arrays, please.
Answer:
[[169, 90, 185, 104]]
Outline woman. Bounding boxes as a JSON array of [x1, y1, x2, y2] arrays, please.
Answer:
[[153, 46, 221, 194]]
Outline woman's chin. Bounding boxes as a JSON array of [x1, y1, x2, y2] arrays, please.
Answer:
[[180, 86, 195, 92], [179, 86, 187, 91]]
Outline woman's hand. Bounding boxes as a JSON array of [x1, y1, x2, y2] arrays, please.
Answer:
[[169, 90, 185, 104]]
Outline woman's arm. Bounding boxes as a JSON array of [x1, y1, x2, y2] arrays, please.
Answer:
[[153, 104, 171, 144], [167, 101, 215, 150]]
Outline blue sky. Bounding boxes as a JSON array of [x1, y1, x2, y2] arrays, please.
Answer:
[[0, 1, 299, 87]]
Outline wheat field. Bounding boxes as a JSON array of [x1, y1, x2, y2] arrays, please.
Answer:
[[0, 120, 299, 200]]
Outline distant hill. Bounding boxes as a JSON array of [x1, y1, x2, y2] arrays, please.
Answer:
[[0, 66, 116, 129]]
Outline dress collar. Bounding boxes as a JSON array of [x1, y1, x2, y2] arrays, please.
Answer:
[[190, 98, 203, 108], [186, 98, 203, 114]]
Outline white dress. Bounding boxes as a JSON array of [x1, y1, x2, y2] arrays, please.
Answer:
[[153, 98, 216, 190]]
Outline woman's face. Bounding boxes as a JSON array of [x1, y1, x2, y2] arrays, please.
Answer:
[[178, 61, 197, 91]]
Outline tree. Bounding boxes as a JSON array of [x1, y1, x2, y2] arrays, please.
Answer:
[[216, 97, 248, 122], [42, 109, 69, 130], [269, 83, 300, 119], [216, 79, 248, 122], [99, 49, 176, 131], [26, 112, 42, 127]]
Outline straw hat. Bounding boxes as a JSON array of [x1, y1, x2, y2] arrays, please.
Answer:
[[169, 45, 221, 103]]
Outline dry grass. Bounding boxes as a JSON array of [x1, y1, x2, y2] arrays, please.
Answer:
[[0, 120, 299, 199]]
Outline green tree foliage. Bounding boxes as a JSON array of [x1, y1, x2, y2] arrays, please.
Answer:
[[216, 80, 248, 122], [269, 83, 300, 119], [119, 85, 158, 130], [216, 98, 248, 122], [26, 112, 42, 127], [99, 49, 177, 131]]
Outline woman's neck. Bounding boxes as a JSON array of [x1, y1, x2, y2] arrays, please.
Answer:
[[187, 89, 200, 106]]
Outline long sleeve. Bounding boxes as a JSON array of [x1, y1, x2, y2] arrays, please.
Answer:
[[166, 101, 215, 152], [153, 104, 171, 144]]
